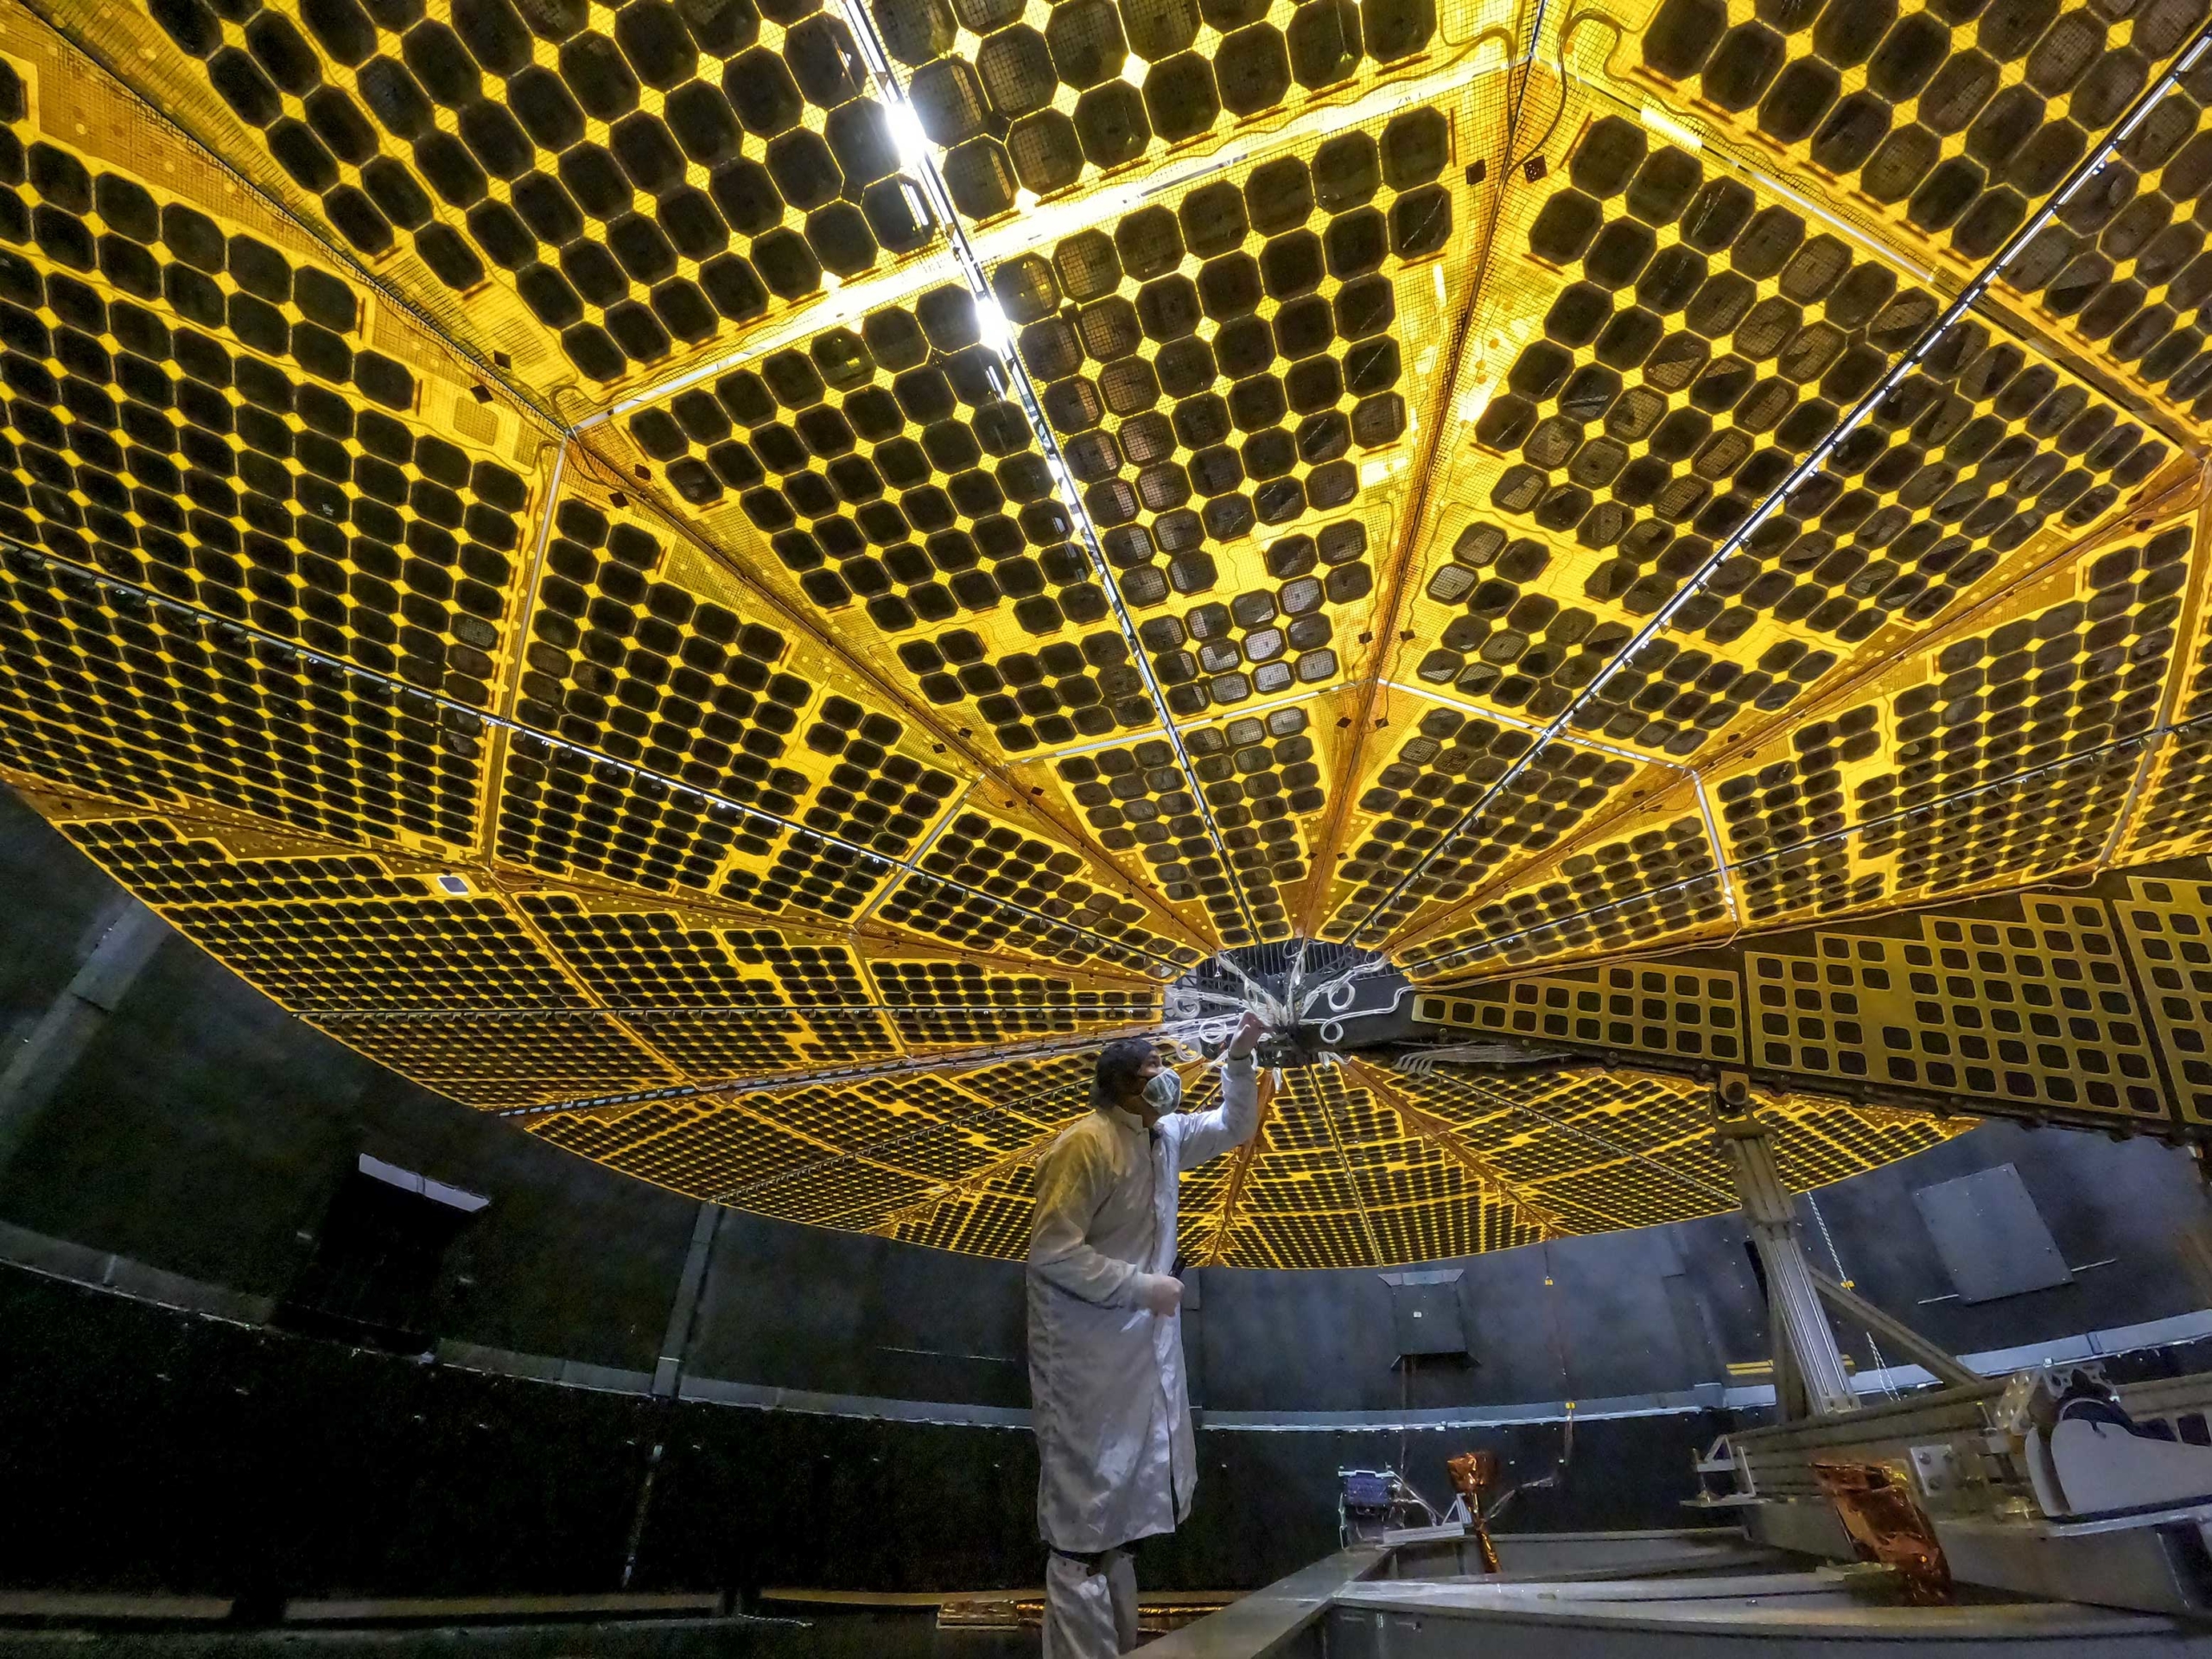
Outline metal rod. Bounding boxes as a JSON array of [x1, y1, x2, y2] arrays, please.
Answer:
[[1809, 1271, 1981, 1391]]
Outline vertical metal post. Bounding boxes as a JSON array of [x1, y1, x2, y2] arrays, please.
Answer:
[[652, 1202, 722, 1399], [1768, 1306, 1808, 1424], [1713, 1074, 1857, 1418]]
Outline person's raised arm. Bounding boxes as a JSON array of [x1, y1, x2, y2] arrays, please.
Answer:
[[1167, 1013, 1266, 1167]]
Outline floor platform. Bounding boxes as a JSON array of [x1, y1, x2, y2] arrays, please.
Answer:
[[1145, 1529, 2212, 1658]]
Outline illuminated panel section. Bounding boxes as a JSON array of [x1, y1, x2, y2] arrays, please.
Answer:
[[1583, 0, 2212, 438], [866, 0, 1471, 219], [869, 956, 1159, 1045], [55, 0, 945, 407], [1409, 890, 2190, 1133], [518, 889, 823, 1075], [3, 0, 2203, 1268], [1607, 0, 2209, 266], [1761, 1094, 1963, 1193], [327, 1014, 675, 1107], [882, 799, 1203, 968], [1335, 88, 2185, 968], [1395, 769, 1728, 976], [0, 104, 548, 709], [0, 46, 552, 741], [1399, 1060, 1961, 1227], [1550, 316, 2184, 775], [2114, 873, 2212, 1124], [0, 546, 493, 852], [1992, 67, 2212, 438], [499, 478, 997, 925], [1396, 99, 1947, 739], [607, 275, 1183, 765], [1391, 102, 2174, 769], [56, 810, 442, 903], [1016, 732, 1221, 947], [984, 85, 1491, 702], [1024, 694, 1333, 944], [736, 1051, 1091, 1227], [1414, 960, 1746, 1062], [526, 1096, 842, 1199], [1335, 1070, 1537, 1262], [1698, 510, 2195, 931], [2115, 497, 2212, 866], [887, 1163, 1040, 1255], [1390, 1064, 1726, 1232], [1745, 904, 2164, 1120], [1229, 1065, 1370, 1267], [1312, 684, 1696, 950], [879, 1054, 1101, 1258], [48, 810, 678, 1109]]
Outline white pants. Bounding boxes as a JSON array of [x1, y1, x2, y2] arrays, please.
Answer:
[[1043, 1546, 1138, 1658]]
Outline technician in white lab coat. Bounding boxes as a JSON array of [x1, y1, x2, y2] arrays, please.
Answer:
[[1027, 1012, 1267, 1657]]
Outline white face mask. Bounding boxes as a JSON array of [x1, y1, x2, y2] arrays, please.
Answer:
[[1142, 1071, 1182, 1114]]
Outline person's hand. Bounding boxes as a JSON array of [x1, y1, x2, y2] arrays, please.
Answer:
[[1226, 1011, 1266, 1060], [1137, 1274, 1183, 1317]]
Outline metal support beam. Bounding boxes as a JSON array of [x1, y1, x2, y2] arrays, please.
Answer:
[[1769, 1310, 1808, 1423], [1713, 1076, 1857, 1418], [0, 897, 168, 1173], [1810, 1270, 1981, 1392], [651, 1203, 723, 1400]]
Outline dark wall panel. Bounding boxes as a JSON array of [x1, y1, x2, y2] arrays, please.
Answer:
[[0, 795, 129, 1031], [1799, 1125, 2212, 1359], [0, 1269, 1724, 1601], [0, 1273, 652, 1600], [0, 936, 698, 1372], [1185, 1121, 2209, 1414], [0, 794, 697, 1373], [690, 1216, 1028, 1407]]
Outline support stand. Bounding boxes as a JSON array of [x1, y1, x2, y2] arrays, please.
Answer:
[[1713, 1073, 1857, 1420]]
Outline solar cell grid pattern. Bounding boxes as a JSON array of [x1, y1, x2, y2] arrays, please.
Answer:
[[4, 0, 2212, 1264]]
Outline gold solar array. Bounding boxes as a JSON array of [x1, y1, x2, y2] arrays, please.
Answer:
[[1414, 960, 1744, 1059], [1413, 878, 2212, 1135], [3, 0, 2212, 1266], [2113, 873, 2212, 1122], [48, 0, 948, 410], [1387, 1061, 1964, 1238]]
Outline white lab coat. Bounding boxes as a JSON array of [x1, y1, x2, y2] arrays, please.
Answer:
[[1027, 1055, 1260, 1554]]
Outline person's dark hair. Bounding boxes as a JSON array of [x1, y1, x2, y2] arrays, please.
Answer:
[[1093, 1036, 1158, 1109]]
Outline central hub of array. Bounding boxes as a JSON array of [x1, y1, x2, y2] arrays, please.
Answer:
[[1165, 942, 1394, 1068]]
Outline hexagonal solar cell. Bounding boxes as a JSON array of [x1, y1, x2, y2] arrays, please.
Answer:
[[3, 0, 2212, 1263]]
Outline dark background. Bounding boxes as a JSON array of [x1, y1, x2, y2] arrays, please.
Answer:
[[3, 787, 2209, 1599]]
